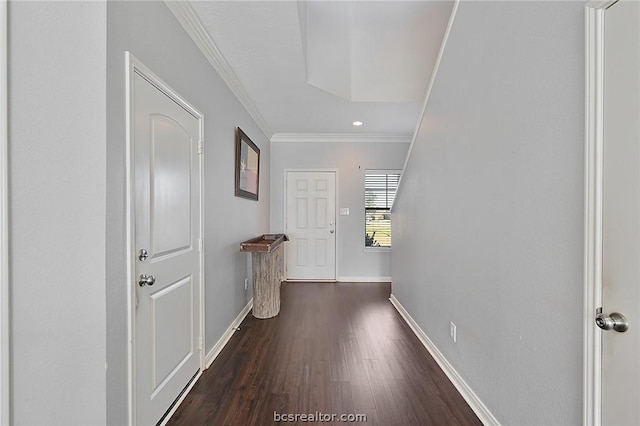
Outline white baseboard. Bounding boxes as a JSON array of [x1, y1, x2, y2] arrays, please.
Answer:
[[337, 276, 392, 283], [389, 294, 501, 426], [205, 298, 253, 368], [164, 299, 253, 424], [159, 370, 202, 426]]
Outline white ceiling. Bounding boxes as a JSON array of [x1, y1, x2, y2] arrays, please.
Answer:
[[186, 0, 454, 138]]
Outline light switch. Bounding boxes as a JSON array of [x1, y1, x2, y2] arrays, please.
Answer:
[[340, 208, 350, 216]]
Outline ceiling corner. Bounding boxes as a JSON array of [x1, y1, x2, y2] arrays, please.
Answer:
[[164, 0, 273, 140]]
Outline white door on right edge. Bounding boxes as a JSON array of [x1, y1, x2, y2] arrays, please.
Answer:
[[285, 171, 336, 280], [600, 0, 640, 424]]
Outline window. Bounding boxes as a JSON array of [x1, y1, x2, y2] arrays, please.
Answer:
[[365, 171, 400, 248]]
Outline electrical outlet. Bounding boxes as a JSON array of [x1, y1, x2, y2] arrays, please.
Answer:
[[449, 322, 457, 343], [244, 278, 248, 290]]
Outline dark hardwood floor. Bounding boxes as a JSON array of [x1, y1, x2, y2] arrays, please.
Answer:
[[168, 282, 481, 426]]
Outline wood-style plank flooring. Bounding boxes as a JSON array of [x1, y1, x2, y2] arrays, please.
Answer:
[[168, 282, 481, 425]]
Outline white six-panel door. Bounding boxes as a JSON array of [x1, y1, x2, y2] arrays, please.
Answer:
[[129, 57, 202, 426], [285, 171, 336, 280]]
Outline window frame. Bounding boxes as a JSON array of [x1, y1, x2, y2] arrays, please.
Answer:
[[364, 169, 401, 252]]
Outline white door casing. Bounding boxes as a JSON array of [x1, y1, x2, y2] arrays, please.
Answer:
[[285, 171, 337, 280], [0, 2, 9, 424], [126, 53, 204, 426], [585, 1, 640, 424]]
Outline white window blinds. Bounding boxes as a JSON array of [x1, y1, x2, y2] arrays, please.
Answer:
[[365, 171, 400, 248]]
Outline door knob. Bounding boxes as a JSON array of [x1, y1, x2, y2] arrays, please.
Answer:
[[138, 274, 156, 287], [595, 308, 629, 332], [138, 248, 149, 262]]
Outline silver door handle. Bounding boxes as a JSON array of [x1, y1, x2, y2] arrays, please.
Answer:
[[138, 248, 149, 262], [138, 274, 156, 287], [595, 308, 629, 332]]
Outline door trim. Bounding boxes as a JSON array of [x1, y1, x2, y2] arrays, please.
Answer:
[[283, 169, 339, 281], [125, 52, 205, 426], [0, 2, 9, 424], [584, 2, 616, 424]]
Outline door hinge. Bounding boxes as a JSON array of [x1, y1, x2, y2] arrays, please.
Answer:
[[198, 336, 203, 350], [198, 238, 204, 252], [198, 139, 203, 154]]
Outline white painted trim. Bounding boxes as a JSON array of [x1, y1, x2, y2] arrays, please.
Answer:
[[164, 0, 272, 139], [335, 169, 340, 282], [392, 0, 459, 212], [205, 298, 254, 368], [583, 2, 615, 425], [0, 1, 9, 424], [161, 298, 253, 424], [337, 277, 391, 283], [363, 247, 391, 253], [271, 133, 412, 144], [125, 51, 135, 426], [365, 168, 403, 175], [125, 52, 205, 426], [158, 370, 202, 426], [284, 169, 339, 281], [198, 111, 206, 373], [389, 294, 501, 426], [364, 168, 401, 252]]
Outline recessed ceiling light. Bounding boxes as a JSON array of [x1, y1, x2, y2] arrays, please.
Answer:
[[352, 121, 363, 126]]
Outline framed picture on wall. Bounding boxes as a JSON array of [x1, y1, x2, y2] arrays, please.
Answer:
[[235, 127, 260, 201]]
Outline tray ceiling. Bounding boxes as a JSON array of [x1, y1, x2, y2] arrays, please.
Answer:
[[187, 0, 454, 138]]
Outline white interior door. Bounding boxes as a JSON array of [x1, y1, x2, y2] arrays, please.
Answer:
[[131, 63, 202, 426], [285, 171, 336, 280], [599, 0, 640, 424]]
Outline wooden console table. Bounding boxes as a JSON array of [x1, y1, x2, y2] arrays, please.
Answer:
[[240, 234, 287, 319]]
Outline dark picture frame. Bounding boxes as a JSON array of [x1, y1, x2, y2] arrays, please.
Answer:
[[234, 127, 260, 201]]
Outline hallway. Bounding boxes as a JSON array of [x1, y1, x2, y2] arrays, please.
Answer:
[[168, 282, 481, 425]]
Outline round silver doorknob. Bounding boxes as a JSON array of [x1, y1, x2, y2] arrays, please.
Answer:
[[595, 311, 629, 332], [138, 274, 156, 287], [138, 248, 149, 262]]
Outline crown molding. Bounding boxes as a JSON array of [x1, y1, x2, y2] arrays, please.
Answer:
[[165, 0, 273, 139], [395, 0, 459, 210], [270, 133, 413, 144]]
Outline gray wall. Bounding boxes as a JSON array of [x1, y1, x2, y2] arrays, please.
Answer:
[[271, 141, 408, 280], [9, 2, 107, 424], [106, 2, 269, 424], [392, 2, 585, 424]]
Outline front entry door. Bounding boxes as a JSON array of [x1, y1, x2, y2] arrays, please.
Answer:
[[599, 0, 640, 424], [285, 171, 336, 280], [130, 57, 202, 426]]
